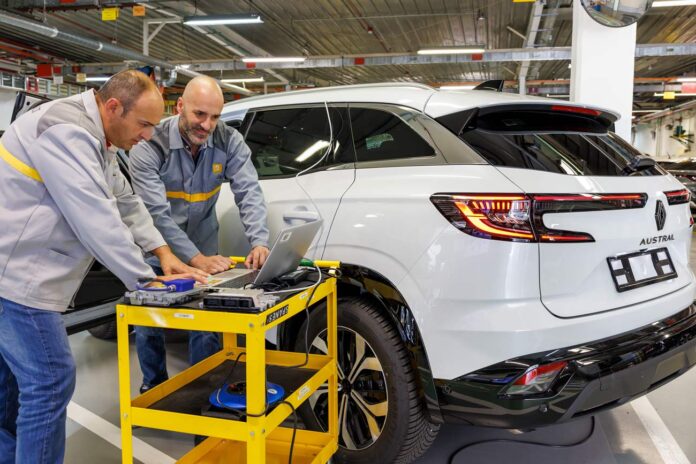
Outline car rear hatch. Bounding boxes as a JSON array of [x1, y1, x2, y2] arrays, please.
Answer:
[[437, 102, 694, 318]]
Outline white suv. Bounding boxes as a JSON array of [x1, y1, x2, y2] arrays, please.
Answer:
[[216, 83, 696, 464]]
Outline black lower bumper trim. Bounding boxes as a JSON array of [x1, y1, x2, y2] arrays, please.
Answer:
[[435, 303, 696, 429]]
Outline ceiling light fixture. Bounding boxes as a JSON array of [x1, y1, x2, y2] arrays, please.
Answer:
[[85, 76, 110, 82], [242, 57, 306, 63], [652, 0, 696, 6], [183, 13, 263, 26], [676, 77, 696, 82], [221, 77, 265, 83], [417, 48, 485, 55]]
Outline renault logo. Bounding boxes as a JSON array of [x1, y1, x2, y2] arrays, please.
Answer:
[[655, 200, 667, 231]]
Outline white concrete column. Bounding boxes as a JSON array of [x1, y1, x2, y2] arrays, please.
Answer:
[[570, 0, 636, 140]]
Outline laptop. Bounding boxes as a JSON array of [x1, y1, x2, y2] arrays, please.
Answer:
[[203, 219, 323, 289]]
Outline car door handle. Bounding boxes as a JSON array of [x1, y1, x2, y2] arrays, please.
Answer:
[[283, 210, 320, 222]]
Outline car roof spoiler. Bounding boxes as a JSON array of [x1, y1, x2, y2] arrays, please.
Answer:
[[473, 80, 505, 92]]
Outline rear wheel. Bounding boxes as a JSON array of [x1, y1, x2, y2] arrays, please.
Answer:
[[294, 297, 439, 464]]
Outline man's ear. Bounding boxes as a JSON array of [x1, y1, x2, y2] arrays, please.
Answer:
[[104, 97, 123, 117], [176, 97, 184, 115]]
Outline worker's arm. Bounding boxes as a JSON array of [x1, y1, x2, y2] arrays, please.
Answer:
[[32, 124, 156, 290], [111, 161, 203, 276], [224, 129, 270, 269], [110, 157, 166, 252], [128, 142, 201, 264]]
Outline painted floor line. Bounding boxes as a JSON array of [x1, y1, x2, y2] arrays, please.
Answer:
[[67, 401, 176, 464], [631, 396, 691, 464]]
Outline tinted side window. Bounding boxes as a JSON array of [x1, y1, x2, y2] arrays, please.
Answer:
[[245, 107, 332, 178], [350, 108, 434, 162]]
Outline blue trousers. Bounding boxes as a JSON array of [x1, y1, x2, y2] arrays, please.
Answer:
[[135, 326, 221, 388], [0, 297, 76, 464]]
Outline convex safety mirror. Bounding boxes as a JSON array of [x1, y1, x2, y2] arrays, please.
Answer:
[[580, 0, 654, 27]]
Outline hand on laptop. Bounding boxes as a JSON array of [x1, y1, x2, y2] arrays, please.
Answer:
[[246, 246, 270, 270], [189, 253, 233, 274]]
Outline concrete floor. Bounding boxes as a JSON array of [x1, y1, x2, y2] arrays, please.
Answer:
[[63, 242, 696, 464]]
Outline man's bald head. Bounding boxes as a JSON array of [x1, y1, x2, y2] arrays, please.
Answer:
[[177, 76, 225, 147], [182, 75, 224, 106]]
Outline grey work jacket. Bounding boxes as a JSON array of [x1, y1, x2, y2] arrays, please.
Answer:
[[128, 116, 268, 266], [0, 90, 164, 312]]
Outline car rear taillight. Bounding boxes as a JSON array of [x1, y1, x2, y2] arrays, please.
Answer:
[[431, 194, 535, 242], [431, 193, 648, 243], [665, 189, 691, 205], [503, 361, 568, 396], [531, 193, 646, 243]]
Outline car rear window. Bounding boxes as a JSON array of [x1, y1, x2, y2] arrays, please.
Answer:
[[445, 109, 662, 177]]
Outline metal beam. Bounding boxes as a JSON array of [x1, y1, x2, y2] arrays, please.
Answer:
[[518, 1, 544, 96], [76, 43, 696, 73]]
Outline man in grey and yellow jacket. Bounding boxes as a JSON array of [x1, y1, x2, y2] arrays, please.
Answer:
[[0, 70, 204, 464], [129, 76, 269, 392]]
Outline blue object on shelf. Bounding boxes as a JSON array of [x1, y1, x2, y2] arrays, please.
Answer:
[[165, 278, 196, 292], [210, 381, 285, 411]]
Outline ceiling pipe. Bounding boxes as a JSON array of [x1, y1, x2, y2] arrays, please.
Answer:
[[0, 9, 252, 96]]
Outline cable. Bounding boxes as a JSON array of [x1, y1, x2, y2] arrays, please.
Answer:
[[292, 101, 335, 228], [279, 401, 298, 464], [447, 416, 596, 464], [268, 265, 323, 370], [213, 268, 322, 463]]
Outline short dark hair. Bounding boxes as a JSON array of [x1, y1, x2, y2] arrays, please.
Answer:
[[96, 69, 159, 115]]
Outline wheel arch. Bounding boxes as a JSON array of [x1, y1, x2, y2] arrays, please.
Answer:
[[278, 263, 443, 424]]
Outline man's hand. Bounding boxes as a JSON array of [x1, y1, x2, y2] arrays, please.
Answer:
[[151, 245, 208, 280], [189, 253, 233, 274], [245, 245, 270, 270]]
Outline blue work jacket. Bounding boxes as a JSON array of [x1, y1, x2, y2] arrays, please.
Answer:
[[129, 116, 269, 266]]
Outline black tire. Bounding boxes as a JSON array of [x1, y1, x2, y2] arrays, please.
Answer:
[[87, 319, 117, 340], [294, 297, 439, 464]]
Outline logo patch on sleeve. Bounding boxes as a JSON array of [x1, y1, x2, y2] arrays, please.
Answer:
[[212, 163, 223, 174]]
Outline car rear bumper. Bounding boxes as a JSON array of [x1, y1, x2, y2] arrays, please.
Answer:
[[434, 303, 696, 429]]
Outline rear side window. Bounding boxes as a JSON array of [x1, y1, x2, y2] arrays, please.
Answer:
[[244, 106, 352, 179], [349, 108, 434, 162], [449, 109, 661, 176]]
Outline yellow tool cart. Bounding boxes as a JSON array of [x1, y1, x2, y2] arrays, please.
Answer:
[[116, 261, 339, 464]]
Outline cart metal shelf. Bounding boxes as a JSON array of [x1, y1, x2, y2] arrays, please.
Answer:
[[117, 275, 338, 464]]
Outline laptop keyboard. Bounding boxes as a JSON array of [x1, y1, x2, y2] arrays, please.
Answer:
[[214, 271, 258, 289]]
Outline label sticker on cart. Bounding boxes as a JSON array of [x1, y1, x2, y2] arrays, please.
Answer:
[[298, 385, 310, 401], [174, 313, 194, 319]]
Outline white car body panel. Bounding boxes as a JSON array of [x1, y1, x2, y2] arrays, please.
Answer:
[[497, 167, 694, 317], [322, 165, 525, 285], [217, 83, 695, 383], [217, 170, 355, 259]]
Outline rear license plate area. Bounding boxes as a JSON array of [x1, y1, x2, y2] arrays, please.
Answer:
[[607, 247, 677, 293]]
